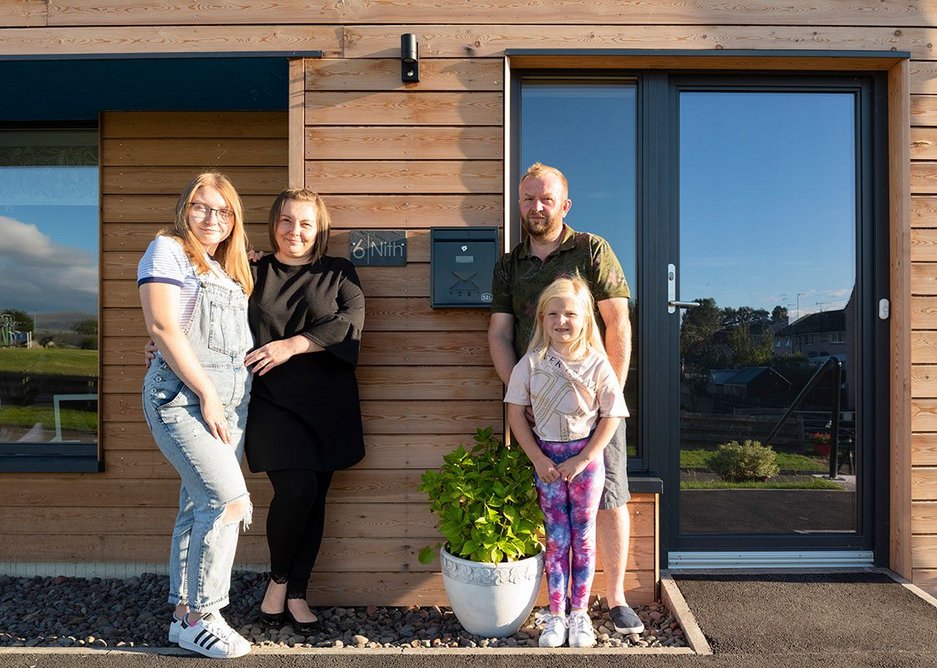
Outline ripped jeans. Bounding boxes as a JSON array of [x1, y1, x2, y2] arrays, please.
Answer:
[[142, 277, 253, 613]]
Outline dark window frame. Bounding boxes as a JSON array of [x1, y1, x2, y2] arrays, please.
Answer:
[[511, 67, 889, 556]]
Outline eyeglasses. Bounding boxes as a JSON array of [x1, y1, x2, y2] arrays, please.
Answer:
[[189, 202, 234, 223]]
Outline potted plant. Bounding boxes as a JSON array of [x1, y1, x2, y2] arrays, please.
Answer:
[[418, 426, 544, 638], [809, 431, 832, 457]]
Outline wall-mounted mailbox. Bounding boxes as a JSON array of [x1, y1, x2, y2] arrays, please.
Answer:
[[430, 227, 500, 308]]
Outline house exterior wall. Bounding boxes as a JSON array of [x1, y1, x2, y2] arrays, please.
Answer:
[[0, 0, 930, 602]]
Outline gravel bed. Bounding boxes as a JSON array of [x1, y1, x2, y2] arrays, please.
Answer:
[[0, 571, 686, 650]]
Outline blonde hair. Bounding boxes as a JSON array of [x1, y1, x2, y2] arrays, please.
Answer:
[[267, 188, 332, 264], [527, 275, 604, 361], [160, 172, 253, 295], [520, 162, 569, 199]]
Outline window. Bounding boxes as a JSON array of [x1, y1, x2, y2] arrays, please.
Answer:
[[517, 78, 640, 461], [0, 128, 99, 470]]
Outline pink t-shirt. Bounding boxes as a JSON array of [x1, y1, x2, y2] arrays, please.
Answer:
[[504, 346, 629, 442]]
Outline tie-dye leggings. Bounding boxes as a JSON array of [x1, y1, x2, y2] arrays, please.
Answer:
[[534, 435, 605, 614]]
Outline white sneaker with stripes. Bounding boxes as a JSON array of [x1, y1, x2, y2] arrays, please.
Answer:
[[178, 613, 251, 659], [168, 614, 183, 644]]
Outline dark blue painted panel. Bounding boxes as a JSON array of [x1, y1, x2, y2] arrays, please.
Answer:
[[0, 57, 288, 121]]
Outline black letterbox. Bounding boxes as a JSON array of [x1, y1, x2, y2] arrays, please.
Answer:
[[430, 227, 500, 308]]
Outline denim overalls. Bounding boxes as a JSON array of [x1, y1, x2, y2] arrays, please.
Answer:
[[142, 271, 253, 613]]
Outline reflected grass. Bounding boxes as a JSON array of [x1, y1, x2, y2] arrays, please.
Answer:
[[680, 448, 826, 472], [0, 348, 97, 376], [681, 478, 845, 490], [0, 405, 97, 431]]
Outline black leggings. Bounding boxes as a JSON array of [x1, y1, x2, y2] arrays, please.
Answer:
[[265, 468, 334, 599]]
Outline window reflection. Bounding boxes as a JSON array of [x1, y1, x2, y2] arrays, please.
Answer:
[[0, 129, 99, 447], [677, 92, 858, 535], [519, 80, 639, 458]]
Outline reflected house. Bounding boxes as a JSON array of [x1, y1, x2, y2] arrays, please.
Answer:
[[707, 367, 792, 411], [774, 310, 847, 361]]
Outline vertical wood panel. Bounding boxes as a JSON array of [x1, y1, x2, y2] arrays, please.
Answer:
[[890, 60, 913, 579], [289, 58, 305, 188]]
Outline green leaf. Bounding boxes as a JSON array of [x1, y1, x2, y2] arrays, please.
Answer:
[[418, 546, 437, 564]]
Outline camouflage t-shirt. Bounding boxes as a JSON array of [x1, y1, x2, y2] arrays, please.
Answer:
[[490, 224, 631, 360]]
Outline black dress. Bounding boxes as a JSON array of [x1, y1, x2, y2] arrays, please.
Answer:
[[245, 254, 366, 472]]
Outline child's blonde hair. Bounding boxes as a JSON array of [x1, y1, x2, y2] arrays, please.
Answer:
[[527, 275, 605, 360]]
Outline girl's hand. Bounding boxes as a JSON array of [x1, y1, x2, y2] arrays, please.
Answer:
[[199, 389, 231, 445], [556, 455, 589, 482], [245, 340, 295, 376], [534, 457, 560, 484]]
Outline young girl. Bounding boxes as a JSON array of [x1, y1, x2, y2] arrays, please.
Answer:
[[504, 276, 629, 648], [139, 172, 254, 659]]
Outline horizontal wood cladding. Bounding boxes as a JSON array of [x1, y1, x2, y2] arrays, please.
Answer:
[[306, 58, 503, 92], [306, 126, 502, 160], [0, 25, 340, 56], [913, 434, 937, 466], [103, 434, 490, 471], [913, 197, 937, 228], [306, 160, 501, 194], [305, 92, 502, 126], [104, 195, 502, 230], [105, 364, 497, 400], [101, 265, 434, 305], [0, 532, 656, 573], [102, 166, 288, 195], [103, 395, 502, 434], [100, 332, 492, 367], [0, 0, 45, 27], [101, 112, 290, 138], [0, 499, 657, 541], [102, 299, 489, 334], [342, 26, 937, 59], [102, 138, 288, 167], [37, 1, 937, 28], [2, 24, 935, 63]]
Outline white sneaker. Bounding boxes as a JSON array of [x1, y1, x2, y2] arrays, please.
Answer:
[[178, 612, 251, 659], [567, 610, 596, 648], [168, 614, 183, 644], [538, 613, 568, 648]]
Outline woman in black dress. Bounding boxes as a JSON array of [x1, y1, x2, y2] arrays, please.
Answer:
[[243, 189, 365, 631]]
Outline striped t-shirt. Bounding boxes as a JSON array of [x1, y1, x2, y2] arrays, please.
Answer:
[[137, 235, 233, 328]]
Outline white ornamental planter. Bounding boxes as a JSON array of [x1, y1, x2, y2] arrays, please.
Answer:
[[439, 545, 544, 638]]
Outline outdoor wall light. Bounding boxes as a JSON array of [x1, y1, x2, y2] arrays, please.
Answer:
[[401, 33, 419, 83]]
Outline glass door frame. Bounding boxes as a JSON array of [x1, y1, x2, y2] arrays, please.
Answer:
[[656, 73, 890, 562], [510, 68, 891, 565]]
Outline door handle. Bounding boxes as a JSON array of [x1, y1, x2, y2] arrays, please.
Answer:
[[667, 263, 700, 313], [669, 300, 701, 309]]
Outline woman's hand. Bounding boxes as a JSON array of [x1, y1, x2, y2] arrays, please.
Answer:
[[199, 389, 231, 445], [556, 455, 590, 482], [534, 456, 560, 484], [143, 339, 158, 368], [245, 339, 297, 376]]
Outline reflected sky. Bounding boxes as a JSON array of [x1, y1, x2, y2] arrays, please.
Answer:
[[0, 161, 98, 316], [680, 92, 856, 318], [520, 81, 637, 296]]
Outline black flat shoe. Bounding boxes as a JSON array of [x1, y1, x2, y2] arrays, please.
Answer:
[[286, 608, 318, 634], [258, 608, 285, 626]]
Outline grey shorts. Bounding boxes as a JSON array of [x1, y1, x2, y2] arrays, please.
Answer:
[[600, 420, 630, 509]]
